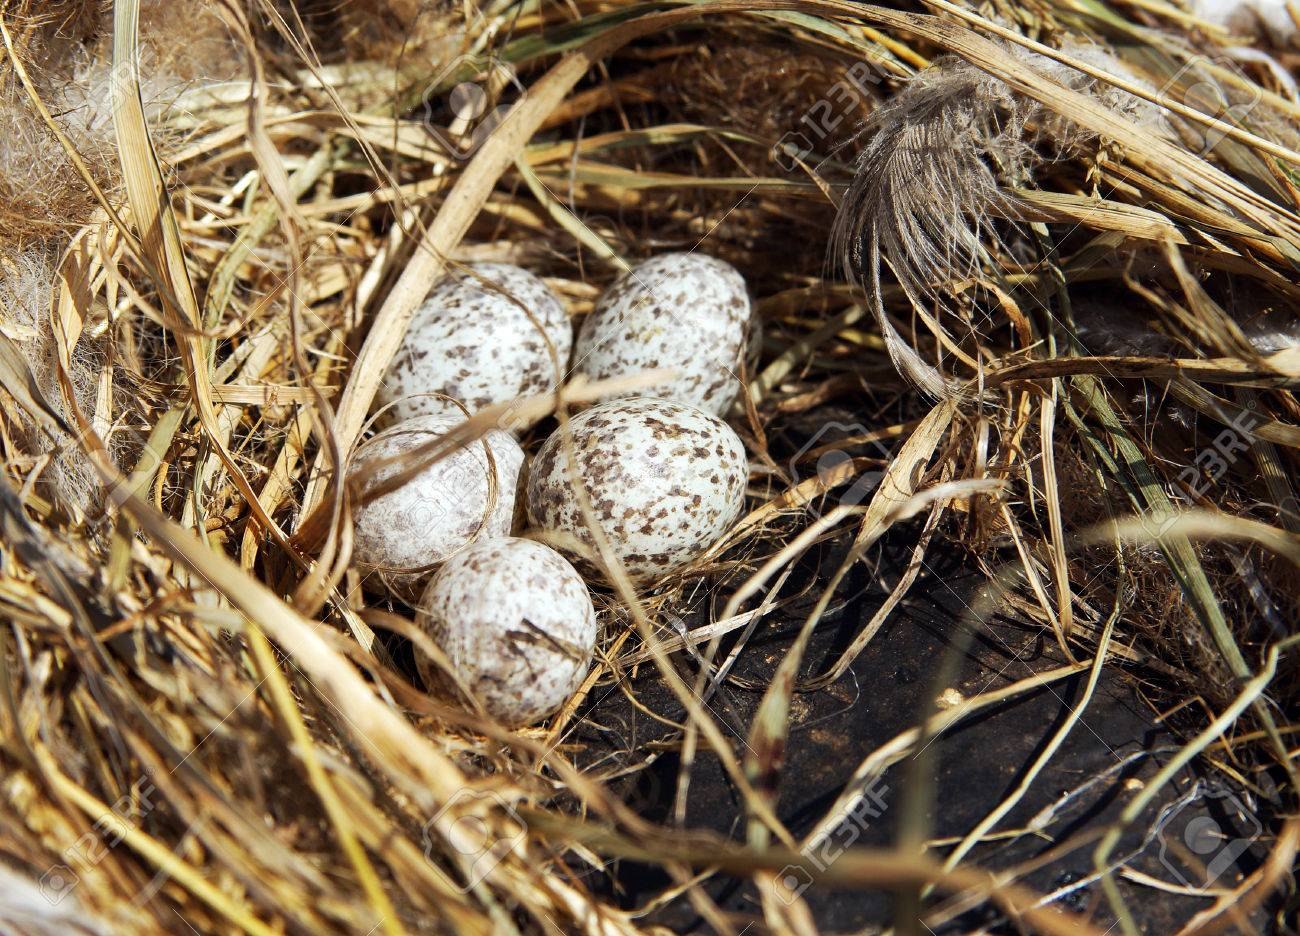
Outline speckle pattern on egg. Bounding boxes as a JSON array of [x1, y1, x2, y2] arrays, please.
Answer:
[[416, 537, 598, 726], [379, 262, 571, 426], [351, 414, 524, 599], [572, 253, 750, 416], [526, 398, 748, 581]]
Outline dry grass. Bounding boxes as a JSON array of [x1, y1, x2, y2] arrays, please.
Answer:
[[0, 0, 1298, 933]]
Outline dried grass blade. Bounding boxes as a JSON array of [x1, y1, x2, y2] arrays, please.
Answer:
[[109, 0, 288, 544], [1067, 375, 1297, 783], [742, 402, 956, 843], [244, 624, 404, 936]]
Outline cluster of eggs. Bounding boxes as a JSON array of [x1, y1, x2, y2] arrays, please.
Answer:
[[351, 254, 752, 726]]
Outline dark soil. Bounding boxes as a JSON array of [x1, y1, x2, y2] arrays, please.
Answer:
[[569, 537, 1277, 933]]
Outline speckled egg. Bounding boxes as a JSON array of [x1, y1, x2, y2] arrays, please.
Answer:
[[378, 262, 571, 426], [415, 537, 598, 726], [351, 414, 524, 599], [573, 253, 750, 416], [526, 398, 748, 581]]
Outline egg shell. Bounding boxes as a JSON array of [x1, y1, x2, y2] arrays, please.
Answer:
[[379, 262, 571, 427], [351, 414, 524, 599], [416, 537, 598, 726], [573, 253, 750, 416], [526, 397, 748, 581]]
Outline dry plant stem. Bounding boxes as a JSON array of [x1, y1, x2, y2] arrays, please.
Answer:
[[244, 622, 404, 936], [925, 0, 1300, 169], [515, 155, 630, 271], [778, 408, 964, 645], [108, 0, 292, 548], [1039, 385, 1075, 645], [35, 355, 492, 898], [744, 405, 963, 856], [615, 599, 798, 667], [804, 660, 1089, 847], [1093, 636, 1299, 936], [749, 303, 867, 404], [998, 498, 1073, 662], [1096, 512, 1300, 568], [38, 756, 281, 936], [0, 521, 315, 931], [984, 351, 1300, 390], [523, 811, 1107, 936], [801, 504, 943, 690], [935, 544, 1124, 889], [673, 566, 792, 832], [106, 406, 184, 590], [1176, 820, 1300, 936], [734, 505, 862, 827], [218, 1, 353, 616], [3, 0, 1295, 928], [301, 12, 632, 515], [700, 567, 798, 705], [1068, 376, 1297, 780], [0, 332, 71, 439]]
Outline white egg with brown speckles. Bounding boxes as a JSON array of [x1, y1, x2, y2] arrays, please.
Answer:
[[416, 537, 598, 726], [379, 262, 571, 427], [351, 414, 524, 599], [573, 253, 750, 415], [526, 398, 748, 581]]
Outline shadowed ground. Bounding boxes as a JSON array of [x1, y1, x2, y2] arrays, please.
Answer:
[[570, 540, 1274, 933]]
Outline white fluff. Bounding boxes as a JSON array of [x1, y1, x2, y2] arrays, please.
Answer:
[[1193, 0, 1299, 44], [0, 864, 111, 936], [0, 252, 105, 511]]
